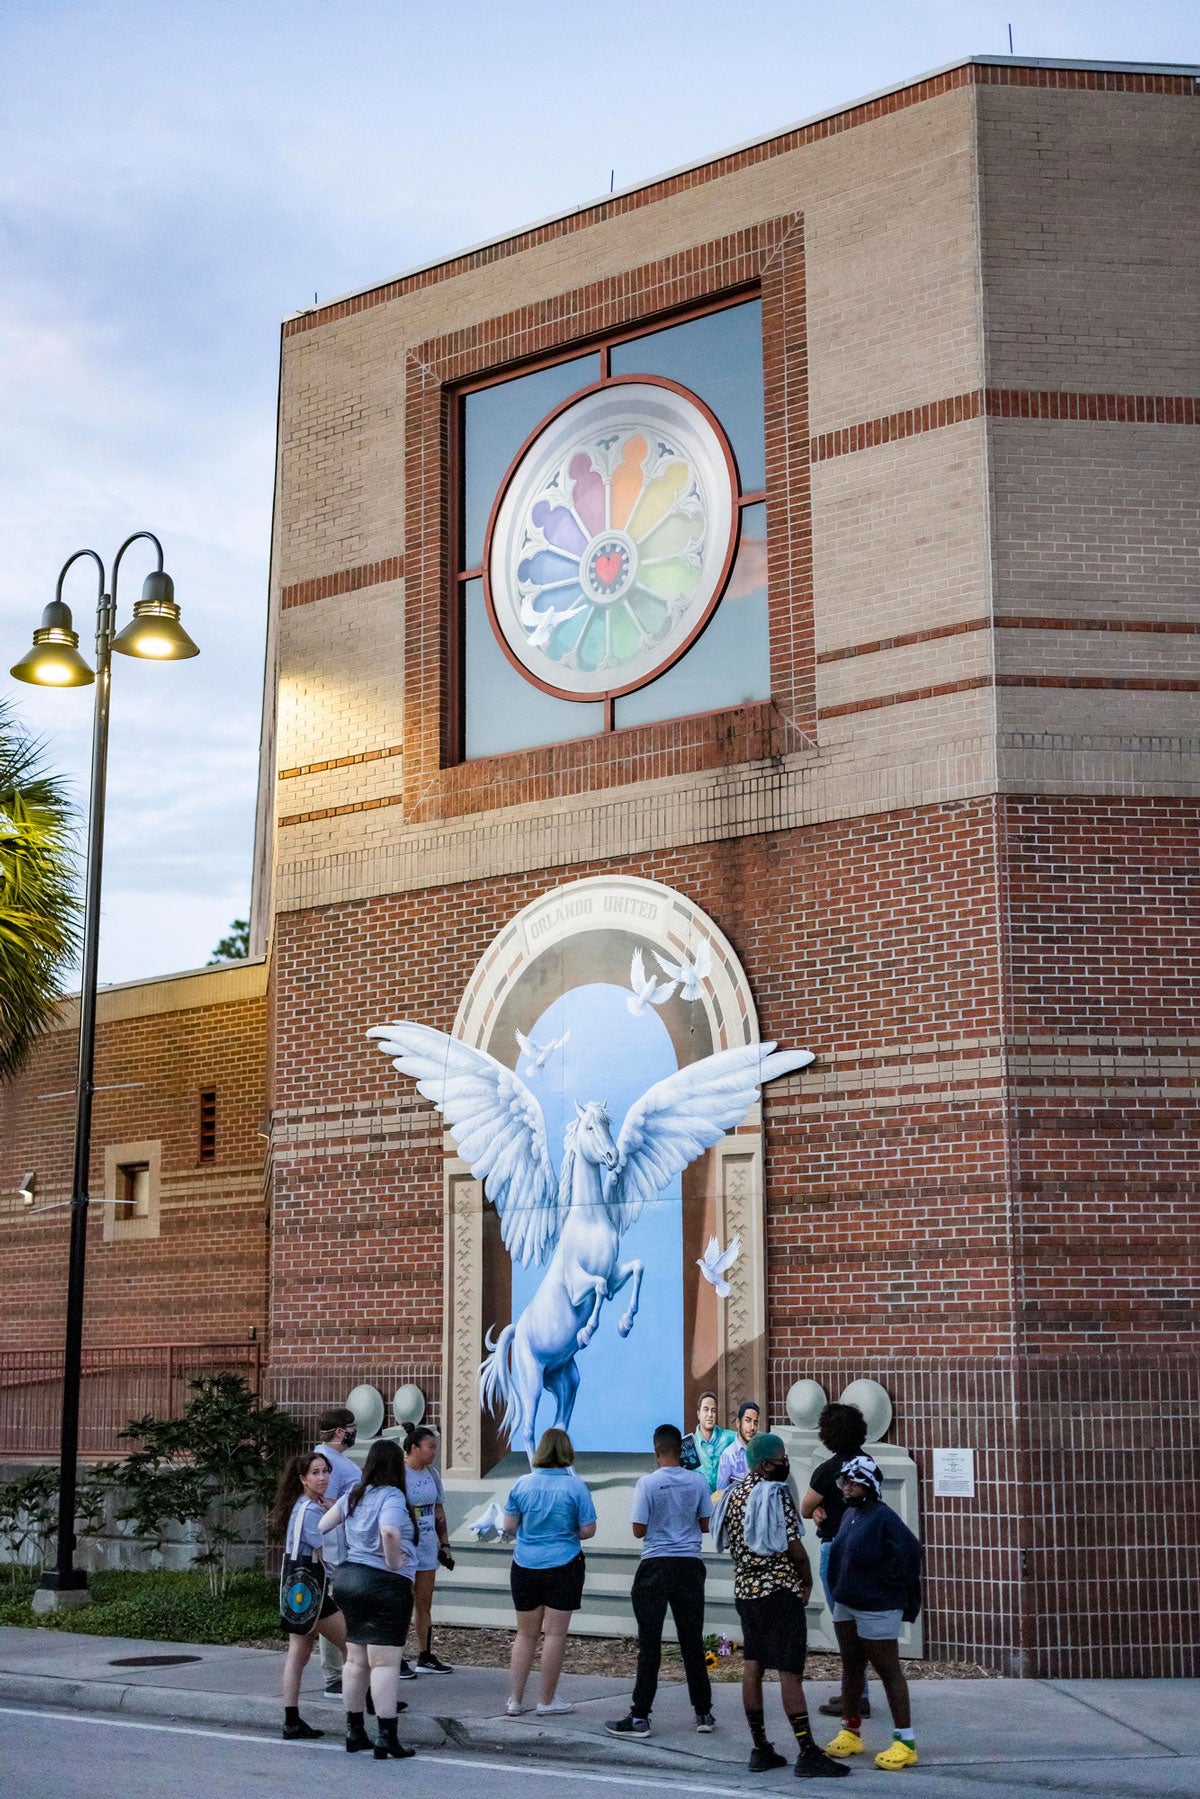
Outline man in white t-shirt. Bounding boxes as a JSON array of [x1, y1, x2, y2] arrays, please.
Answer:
[[606, 1424, 714, 1740], [314, 1406, 360, 1694]]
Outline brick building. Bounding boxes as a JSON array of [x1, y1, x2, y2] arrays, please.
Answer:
[[2, 55, 1197, 1676]]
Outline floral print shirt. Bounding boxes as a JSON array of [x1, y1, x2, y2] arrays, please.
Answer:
[[723, 1473, 807, 1603]]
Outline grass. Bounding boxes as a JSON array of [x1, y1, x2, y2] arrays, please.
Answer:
[[0, 1567, 282, 1646]]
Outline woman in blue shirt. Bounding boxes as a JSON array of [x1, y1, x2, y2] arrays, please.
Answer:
[[501, 1427, 597, 1718], [269, 1450, 347, 1742], [321, 1439, 419, 1759]]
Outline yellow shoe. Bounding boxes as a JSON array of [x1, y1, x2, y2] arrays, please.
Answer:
[[825, 1729, 864, 1756], [875, 1739, 919, 1770]]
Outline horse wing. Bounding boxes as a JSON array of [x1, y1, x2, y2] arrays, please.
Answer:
[[368, 1021, 559, 1266], [608, 1042, 814, 1232]]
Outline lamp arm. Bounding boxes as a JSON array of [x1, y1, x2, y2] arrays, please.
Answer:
[[110, 531, 164, 621], [53, 551, 107, 651]]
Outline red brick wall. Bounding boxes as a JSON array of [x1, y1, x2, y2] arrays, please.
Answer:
[[268, 798, 1011, 1372], [1003, 797, 1200, 1351], [0, 993, 268, 1349]]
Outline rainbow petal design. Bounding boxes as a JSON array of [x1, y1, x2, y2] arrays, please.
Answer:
[[489, 382, 736, 697], [512, 434, 707, 676]]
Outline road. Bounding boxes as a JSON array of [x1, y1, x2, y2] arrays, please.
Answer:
[[2, 1703, 1199, 1797]]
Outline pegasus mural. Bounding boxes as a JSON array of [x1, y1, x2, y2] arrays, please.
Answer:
[[369, 1019, 813, 1462]]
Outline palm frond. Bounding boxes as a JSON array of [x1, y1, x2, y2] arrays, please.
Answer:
[[0, 699, 82, 1081]]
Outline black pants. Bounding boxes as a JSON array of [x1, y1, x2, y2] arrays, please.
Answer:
[[631, 1556, 711, 1718]]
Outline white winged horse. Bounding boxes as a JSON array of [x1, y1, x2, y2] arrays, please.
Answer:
[[368, 1020, 813, 1461]]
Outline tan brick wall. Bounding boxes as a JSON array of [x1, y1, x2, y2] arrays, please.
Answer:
[[812, 419, 992, 658], [979, 86, 1200, 394], [276, 578, 405, 806]]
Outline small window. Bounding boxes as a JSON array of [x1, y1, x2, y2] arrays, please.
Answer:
[[116, 1162, 150, 1221], [199, 1090, 217, 1163], [104, 1140, 162, 1243]]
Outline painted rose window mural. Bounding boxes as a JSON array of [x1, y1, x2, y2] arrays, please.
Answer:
[[486, 383, 737, 699], [456, 297, 770, 758]]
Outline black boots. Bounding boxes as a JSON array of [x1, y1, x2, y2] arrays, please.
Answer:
[[345, 1712, 373, 1753], [373, 1715, 416, 1760]]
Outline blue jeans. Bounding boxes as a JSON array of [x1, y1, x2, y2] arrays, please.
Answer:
[[820, 1543, 869, 1701]]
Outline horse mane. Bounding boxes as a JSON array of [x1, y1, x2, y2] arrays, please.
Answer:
[[559, 1104, 614, 1222]]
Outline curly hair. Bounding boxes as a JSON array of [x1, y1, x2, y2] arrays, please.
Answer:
[[817, 1402, 867, 1458]]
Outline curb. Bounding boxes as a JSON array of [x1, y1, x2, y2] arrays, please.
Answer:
[[0, 1673, 446, 1747], [0, 1672, 744, 1772], [440, 1713, 744, 1772]]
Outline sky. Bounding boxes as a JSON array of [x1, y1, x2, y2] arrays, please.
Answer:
[[1, 1, 1196, 988]]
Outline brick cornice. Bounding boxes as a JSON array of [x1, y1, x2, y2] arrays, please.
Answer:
[[280, 556, 404, 611], [283, 62, 1197, 339], [819, 615, 1200, 666], [819, 671, 1200, 721], [812, 389, 1200, 461], [278, 745, 404, 781]]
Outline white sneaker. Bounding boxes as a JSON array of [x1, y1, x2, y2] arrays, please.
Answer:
[[505, 1698, 530, 1717], [535, 1698, 575, 1716]]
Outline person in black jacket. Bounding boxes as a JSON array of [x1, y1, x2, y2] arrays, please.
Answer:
[[823, 1455, 922, 1772], [800, 1401, 872, 1719]]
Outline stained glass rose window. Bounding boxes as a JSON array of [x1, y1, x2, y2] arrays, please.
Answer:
[[485, 381, 737, 700]]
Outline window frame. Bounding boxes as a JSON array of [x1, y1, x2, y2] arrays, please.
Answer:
[[447, 288, 767, 760], [103, 1139, 162, 1244]]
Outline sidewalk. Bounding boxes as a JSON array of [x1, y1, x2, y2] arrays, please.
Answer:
[[1, 1624, 1198, 1788]]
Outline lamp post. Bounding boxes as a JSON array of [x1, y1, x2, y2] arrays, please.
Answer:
[[10, 531, 197, 1607]]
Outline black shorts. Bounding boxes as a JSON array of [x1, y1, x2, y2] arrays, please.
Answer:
[[736, 1588, 809, 1674], [510, 1553, 586, 1614], [332, 1562, 415, 1647]]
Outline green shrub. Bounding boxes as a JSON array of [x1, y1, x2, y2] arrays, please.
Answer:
[[0, 1567, 281, 1644], [99, 1374, 299, 1599]]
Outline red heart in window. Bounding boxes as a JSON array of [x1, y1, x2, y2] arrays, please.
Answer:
[[595, 552, 622, 586]]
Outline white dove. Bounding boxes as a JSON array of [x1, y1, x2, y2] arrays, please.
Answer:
[[519, 589, 586, 649], [653, 939, 713, 1003], [627, 947, 677, 1016], [515, 1026, 570, 1072], [696, 1232, 741, 1298], [467, 1499, 512, 1542]]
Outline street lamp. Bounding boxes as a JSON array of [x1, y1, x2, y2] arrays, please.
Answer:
[[10, 531, 197, 1609]]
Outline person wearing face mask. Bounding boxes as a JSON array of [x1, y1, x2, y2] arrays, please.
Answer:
[[314, 1407, 360, 1696], [717, 1432, 847, 1780], [823, 1455, 922, 1772]]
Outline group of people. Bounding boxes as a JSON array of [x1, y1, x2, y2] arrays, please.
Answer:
[[269, 1407, 454, 1758], [270, 1392, 922, 1776]]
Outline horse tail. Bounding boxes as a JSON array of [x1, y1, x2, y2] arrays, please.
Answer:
[[478, 1322, 522, 1443]]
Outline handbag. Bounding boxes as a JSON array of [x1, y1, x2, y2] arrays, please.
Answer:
[[279, 1498, 328, 1634]]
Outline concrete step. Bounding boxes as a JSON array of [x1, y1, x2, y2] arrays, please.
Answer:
[[436, 1541, 837, 1646]]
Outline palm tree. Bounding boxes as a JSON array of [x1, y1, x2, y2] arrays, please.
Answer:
[[0, 698, 81, 1080]]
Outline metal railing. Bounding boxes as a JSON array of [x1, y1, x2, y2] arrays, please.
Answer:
[[0, 1341, 262, 1458]]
